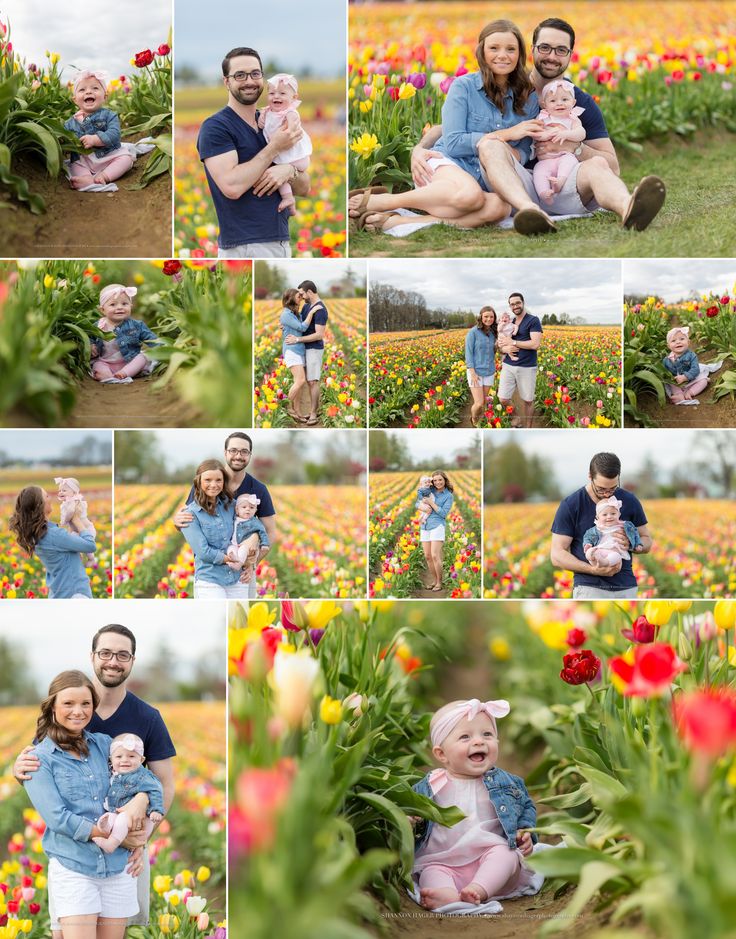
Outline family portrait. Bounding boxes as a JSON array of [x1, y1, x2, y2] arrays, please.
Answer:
[[369, 429, 481, 598], [254, 261, 367, 428], [114, 428, 366, 600], [348, 1, 736, 258], [624, 259, 736, 427], [0, 602, 225, 937], [0, 430, 111, 600], [483, 429, 736, 599], [174, 0, 346, 259], [229, 599, 735, 937], [0, 259, 252, 429], [0, 0, 172, 258], [368, 259, 621, 429]]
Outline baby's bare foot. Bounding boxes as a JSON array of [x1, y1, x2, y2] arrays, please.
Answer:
[[113, 371, 128, 380], [419, 887, 460, 910], [71, 176, 94, 190], [460, 882, 489, 905], [93, 173, 109, 185]]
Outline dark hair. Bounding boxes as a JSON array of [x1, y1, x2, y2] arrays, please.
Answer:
[[193, 459, 232, 515], [475, 20, 533, 114], [429, 470, 454, 493], [222, 47, 262, 78], [476, 306, 498, 339], [282, 288, 301, 311], [92, 624, 137, 657], [224, 431, 253, 452], [532, 18, 575, 50], [8, 486, 48, 557], [589, 452, 621, 480], [36, 670, 99, 756], [298, 280, 317, 294], [508, 292, 525, 304]]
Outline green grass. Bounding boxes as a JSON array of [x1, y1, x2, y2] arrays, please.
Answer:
[[350, 129, 736, 258]]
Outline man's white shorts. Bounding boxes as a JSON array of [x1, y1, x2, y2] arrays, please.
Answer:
[[48, 857, 139, 922], [497, 364, 538, 402], [305, 348, 324, 382], [420, 525, 446, 542]]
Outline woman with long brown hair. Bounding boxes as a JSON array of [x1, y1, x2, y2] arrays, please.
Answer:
[[465, 306, 498, 426], [279, 286, 316, 423], [9, 486, 97, 598], [23, 670, 148, 938], [348, 19, 541, 233], [416, 470, 455, 591], [181, 458, 252, 599]]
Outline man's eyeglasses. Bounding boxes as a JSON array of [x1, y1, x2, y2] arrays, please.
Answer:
[[535, 43, 572, 57], [228, 69, 262, 82], [226, 448, 251, 457], [591, 478, 620, 497], [95, 649, 133, 663]]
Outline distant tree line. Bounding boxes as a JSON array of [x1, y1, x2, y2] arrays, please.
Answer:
[[254, 261, 366, 300], [369, 430, 481, 472], [369, 282, 475, 332]]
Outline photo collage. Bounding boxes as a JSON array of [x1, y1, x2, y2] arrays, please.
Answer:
[[1, 1, 735, 938]]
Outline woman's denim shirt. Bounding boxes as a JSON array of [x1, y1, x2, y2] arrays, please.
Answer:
[[91, 318, 160, 364], [35, 523, 96, 598], [182, 498, 240, 586], [663, 350, 700, 382], [413, 767, 537, 852], [435, 73, 539, 184], [24, 731, 128, 877], [280, 308, 308, 360], [416, 487, 454, 531], [64, 108, 122, 160], [465, 326, 496, 378], [105, 766, 165, 816]]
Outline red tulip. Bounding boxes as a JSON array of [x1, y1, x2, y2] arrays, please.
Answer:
[[566, 628, 587, 648], [621, 614, 657, 644], [673, 687, 736, 757], [134, 49, 154, 68], [560, 649, 601, 685], [609, 643, 687, 697], [706, 305, 719, 317], [157, 44, 171, 56], [29, 903, 41, 915], [162, 259, 183, 276]]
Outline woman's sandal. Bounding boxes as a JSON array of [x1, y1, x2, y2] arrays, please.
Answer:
[[305, 415, 319, 425], [348, 186, 388, 232], [431, 583, 444, 592], [362, 211, 403, 233], [286, 408, 307, 423]]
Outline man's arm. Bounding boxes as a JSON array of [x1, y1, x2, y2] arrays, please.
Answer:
[[253, 165, 310, 198], [259, 515, 277, 558], [550, 532, 621, 577], [510, 331, 542, 351], [579, 137, 619, 175], [411, 124, 444, 187], [635, 523, 653, 554], [287, 323, 326, 345], [147, 758, 175, 815], [204, 122, 303, 200]]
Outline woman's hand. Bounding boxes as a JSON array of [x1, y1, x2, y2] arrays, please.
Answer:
[[516, 830, 534, 857], [121, 793, 149, 831], [484, 119, 545, 144], [468, 368, 479, 384]]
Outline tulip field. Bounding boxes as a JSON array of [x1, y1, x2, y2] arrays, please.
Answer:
[[0, 467, 112, 599], [369, 326, 621, 428], [174, 83, 346, 259], [0, 700, 225, 938], [254, 299, 367, 427], [484, 499, 736, 599], [114, 484, 366, 599], [229, 598, 736, 939], [369, 470, 481, 597]]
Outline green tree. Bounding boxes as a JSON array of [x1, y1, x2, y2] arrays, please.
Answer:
[[0, 638, 39, 705], [114, 431, 167, 484]]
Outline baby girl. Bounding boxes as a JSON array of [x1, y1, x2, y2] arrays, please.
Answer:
[[412, 699, 537, 910], [532, 79, 586, 205], [416, 475, 433, 526], [257, 73, 312, 214], [55, 476, 96, 559], [93, 734, 165, 854], [64, 70, 134, 190], [498, 312, 520, 362], [225, 494, 270, 573], [583, 496, 642, 566], [90, 285, 159, 384], [662, 326, 712, 404]]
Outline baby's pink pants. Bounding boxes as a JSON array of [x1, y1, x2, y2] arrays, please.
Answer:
[[668, 377, 709, 402], [92, 353, 148, 380], [419, 845, 521, 897], [70, 149, 135, 188], [533, 152, 578, 203]]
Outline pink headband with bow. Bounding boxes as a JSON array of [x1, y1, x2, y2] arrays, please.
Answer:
[[99, 285, 137, 308], [54, 476, 81, 494], [596, 495, 622, 516], [236, 494, 261, 507], [110, 733, 145, 757], [73, 69, 108, 93], [667, 326, 689, 345], [431, 698, 510, 748], [268, 72, 299, 94], [540, 78, 576, 100]]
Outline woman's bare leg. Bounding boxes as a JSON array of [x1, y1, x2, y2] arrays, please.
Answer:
[[421, 542, 436, 588], [96, 917, 127, 939], [59, 914, 98, 938], [288, 364, 307, 417], [431, 541, 445, 587], [365, 192, 510, 231], [469, 384, 486, 425], [349, 166, 490, 220]]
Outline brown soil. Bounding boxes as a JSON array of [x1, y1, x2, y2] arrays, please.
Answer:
[[0, 151, 171, 258], [631, 357, 736, 428], [287, 384, 324, 428], [59, 375, 204, 428]]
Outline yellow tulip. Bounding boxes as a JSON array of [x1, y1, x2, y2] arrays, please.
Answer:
[[350, 132, 380, 160], [196, 866, 211, 882], [489, 637, 511, 661], [305, 600, 342, 631], [398, 82, 416, 99], [248, 602, 277, 631], [643, 601, 674, 626], [153, 875, 173, 894], [159, 913, 180, 933], [319, 694, 343, 724]]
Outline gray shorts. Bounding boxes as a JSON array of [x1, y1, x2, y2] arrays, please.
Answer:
[[497, 363, 537, 402], [572, 585, 639, 600], [482, 158, 597, 216], [305, 347, 324, 382], [218, 240, 291, 258]]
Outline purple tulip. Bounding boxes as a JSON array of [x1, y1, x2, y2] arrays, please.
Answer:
[[309, 628, 325, 646], [408, 72, 427, 89], [439, 76, 455, 95]]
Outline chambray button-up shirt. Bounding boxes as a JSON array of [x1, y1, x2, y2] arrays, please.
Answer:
[[435, 72, 539, 184], [24, 732, 128, 877], [34, 523, 96, 598], [416, 487, 454, 531], [465, 326, 497, 378], [182, 499, 241, 587]]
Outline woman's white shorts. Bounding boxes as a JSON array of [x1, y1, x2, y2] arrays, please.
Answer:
[[420, 525, 446, 542], [467, 369, 494, 389], [48, 857, 139, 921], [283, 349, 306, 369]]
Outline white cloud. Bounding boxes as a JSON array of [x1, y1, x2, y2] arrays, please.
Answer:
[[624, 259, 736, 302]]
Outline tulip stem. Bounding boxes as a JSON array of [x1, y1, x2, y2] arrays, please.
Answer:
[[648, 698, 659, 791]]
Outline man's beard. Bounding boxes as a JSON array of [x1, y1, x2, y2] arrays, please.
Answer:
[[231, 85, 261, 106], [96, 665, 128, 688], [535, 59, 566, 79]]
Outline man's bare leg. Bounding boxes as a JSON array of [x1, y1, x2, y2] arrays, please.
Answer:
[[520, 398, 535, 428], [478, 139, 557, 235], [575, 157, 665, 229]]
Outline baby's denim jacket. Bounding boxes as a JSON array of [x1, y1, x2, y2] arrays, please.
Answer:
[[64, 108, 122, 159]]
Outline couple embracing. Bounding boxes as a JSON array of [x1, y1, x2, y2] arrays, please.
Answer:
[[279, 279, 329, 424]]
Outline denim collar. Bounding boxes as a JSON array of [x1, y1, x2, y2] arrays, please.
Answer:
[[470, 72, 514, 100]]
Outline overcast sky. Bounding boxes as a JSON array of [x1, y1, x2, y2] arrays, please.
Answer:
[[624, 260, 736, 302], [0, 600, 225, 690], [369, 259, 622, 325], [0, 430, 111, 462], [256, 260, 366, 291], [373, 429, 480, 462], [3, 0, 171, 82], [175, 0, 346, 79]]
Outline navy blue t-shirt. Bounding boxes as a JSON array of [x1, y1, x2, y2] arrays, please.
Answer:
[[186, 473, 275, 517], [551, 486, 647, 591], [301, 300, 329, 351], [574, 87, 609, 140], [502, 312, 542, 368], [88, 691, 176, 763], [197, 106, 289, 248]]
